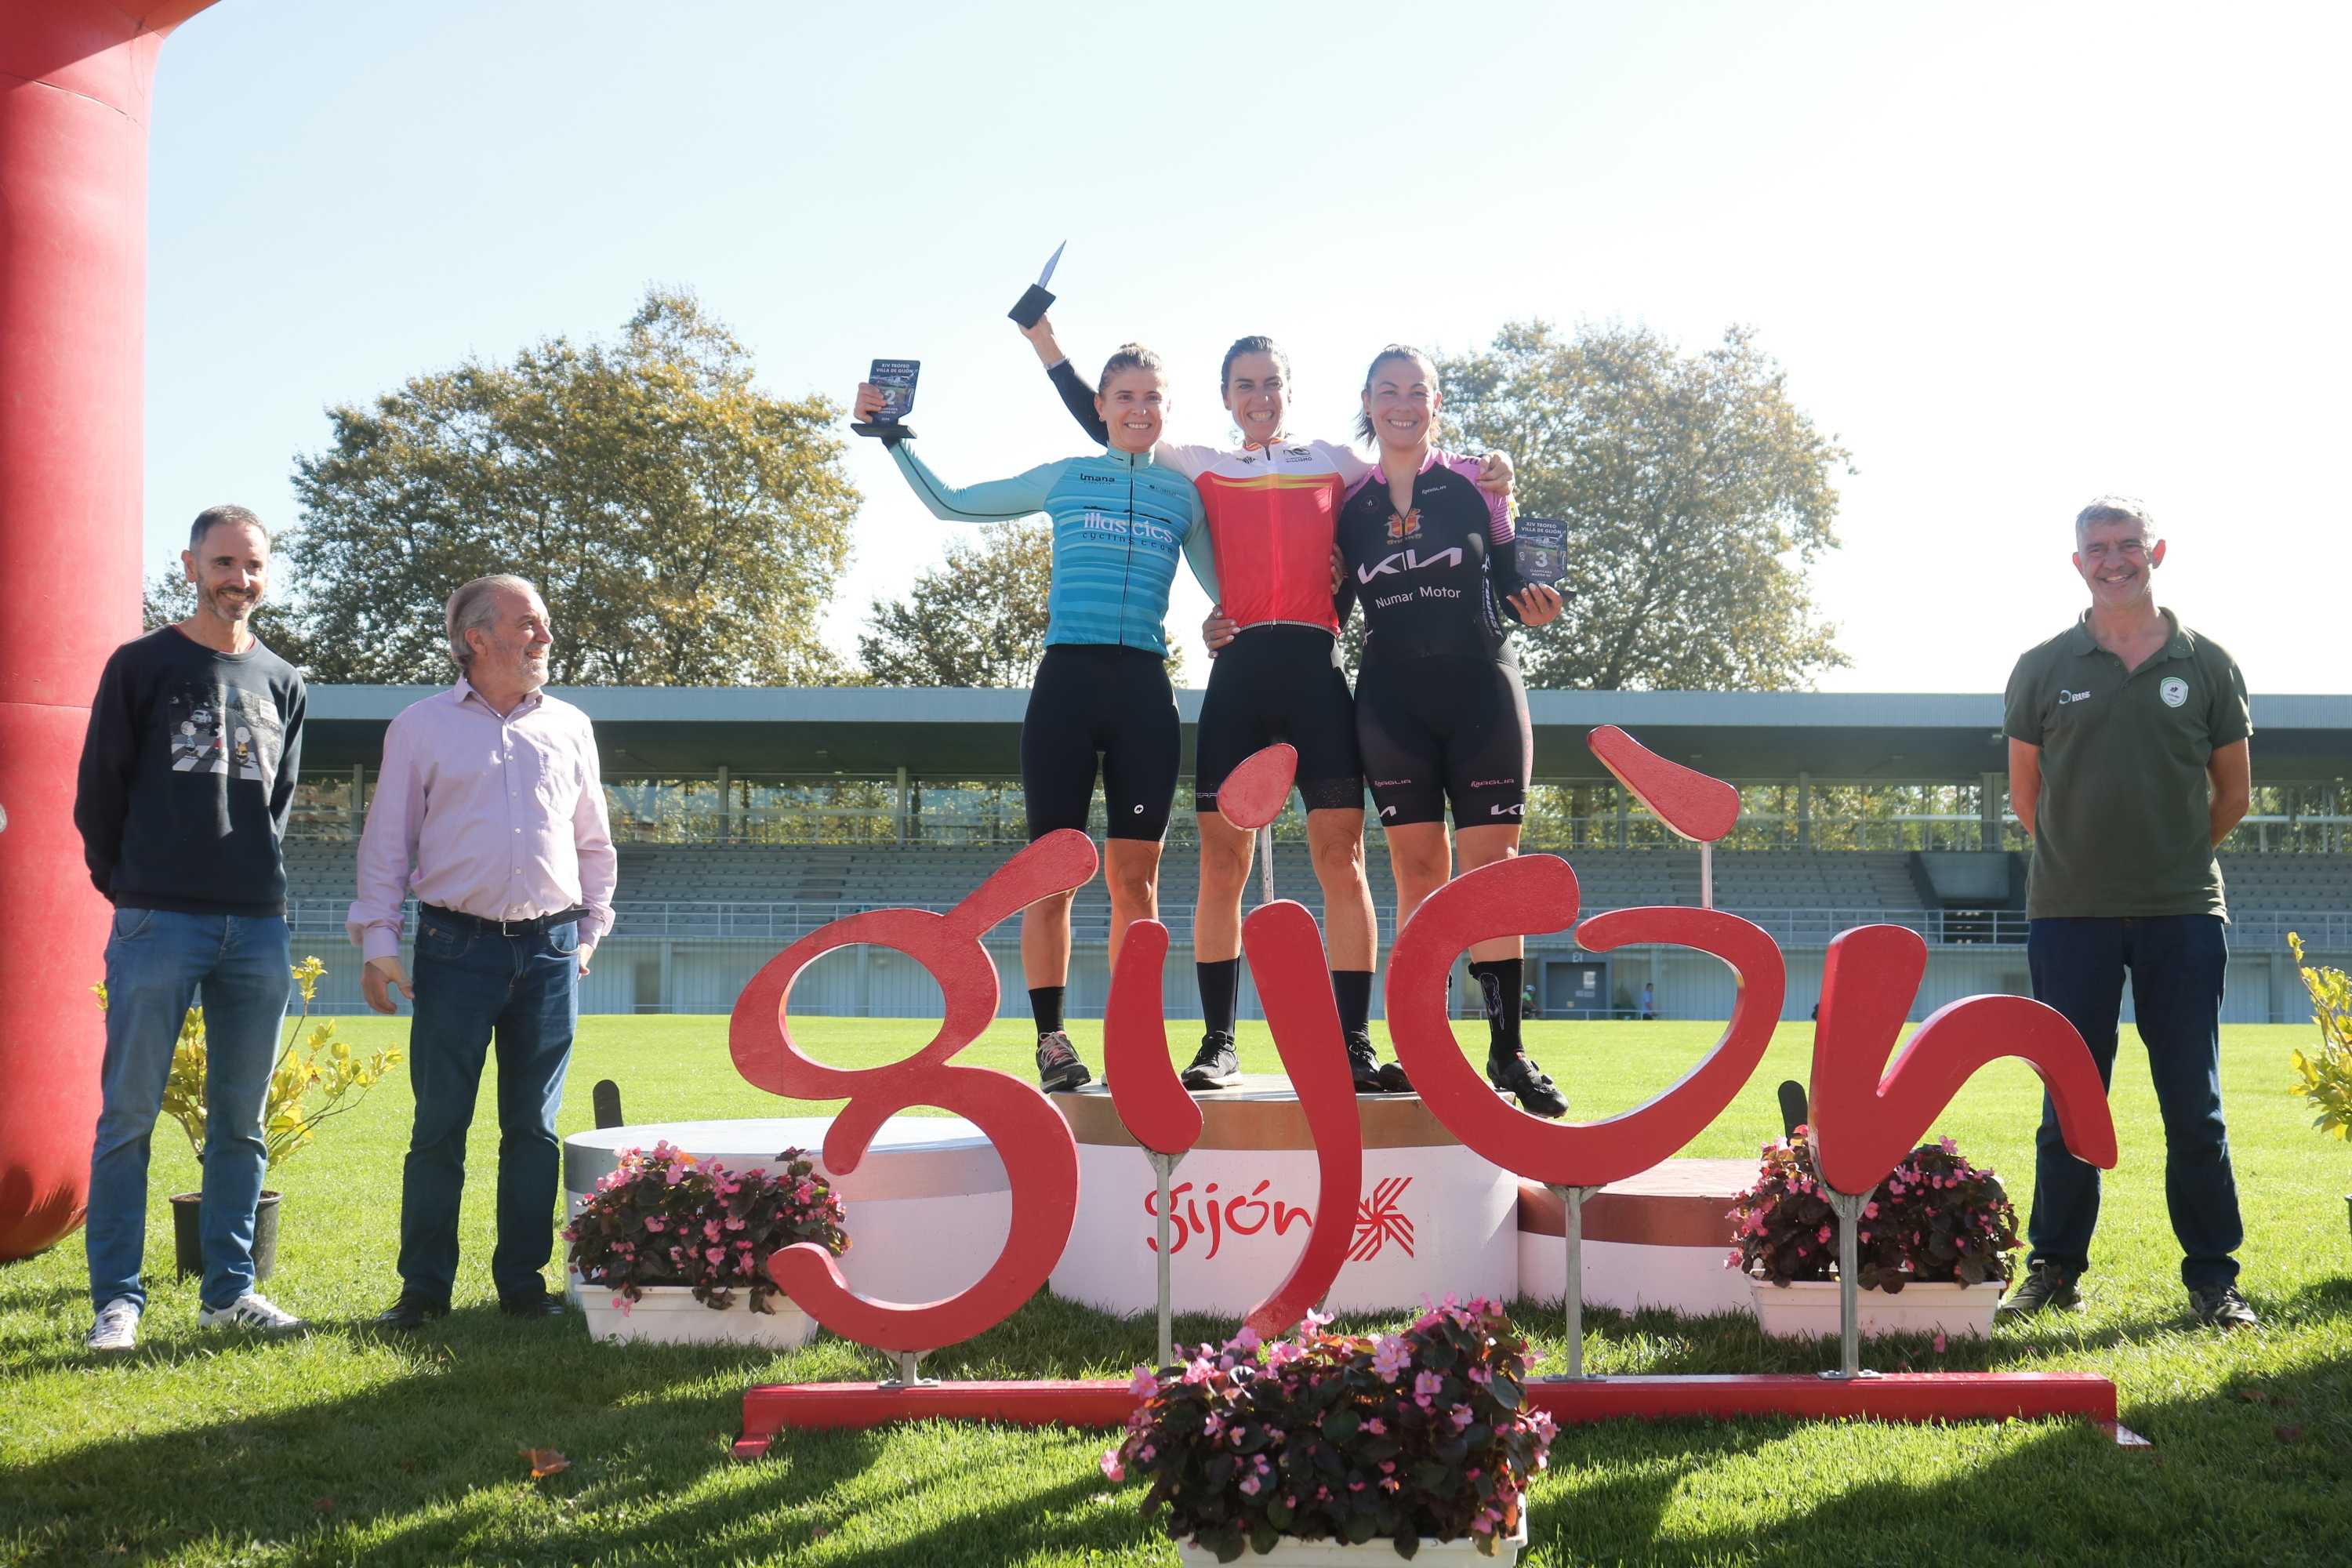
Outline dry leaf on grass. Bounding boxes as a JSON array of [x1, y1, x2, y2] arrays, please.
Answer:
[[521, 1446, 571, 1478]]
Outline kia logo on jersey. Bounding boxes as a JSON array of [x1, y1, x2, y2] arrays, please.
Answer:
[[1358, 546, 1463, 581]]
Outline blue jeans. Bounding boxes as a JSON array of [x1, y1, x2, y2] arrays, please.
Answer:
[[88, 909, 290, 1312], [397, 909, 579, 1304], [2026, 914, 2242, 1290]]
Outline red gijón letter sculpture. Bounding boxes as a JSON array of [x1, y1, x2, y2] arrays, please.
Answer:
[[1387, 855, 1786, 1190], [1809, 924, 2118, 1195], [728, 829, 1097, 1353]]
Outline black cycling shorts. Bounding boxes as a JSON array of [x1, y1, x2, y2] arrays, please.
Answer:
[[1355, 654, 1531, 829], [1022, 644, 1180, 841], [1194, 625, 1363, 815]]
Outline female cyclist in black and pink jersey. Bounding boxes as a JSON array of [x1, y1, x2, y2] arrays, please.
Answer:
[[1020, 318, 1512, 1095], [1330, 345, 1568, 1116]]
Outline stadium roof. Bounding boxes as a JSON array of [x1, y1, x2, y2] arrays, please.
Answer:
[[303, 687, 2352, 782]]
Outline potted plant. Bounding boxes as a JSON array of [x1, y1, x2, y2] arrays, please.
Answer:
[[1730, 1124, 2019, 1341], [1102, 1297, 1555, 1563], [566, 1142, 848, 1348], [2286, 932, 2352, 1237], [96, 955, 401, 1281]]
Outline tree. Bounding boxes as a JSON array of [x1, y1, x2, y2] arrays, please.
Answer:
[[859, 521, 1186, 687], [281, 289, 857, 684], [1436, 321, 1849, 691]]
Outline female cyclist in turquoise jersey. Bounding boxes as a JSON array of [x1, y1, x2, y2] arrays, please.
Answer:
[[854, 346, 1214, 1093], [1018, 316, 1512, 1096]]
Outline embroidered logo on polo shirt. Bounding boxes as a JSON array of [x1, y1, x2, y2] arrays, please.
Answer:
[[2160, 677, 2189, 708], [2057, 688, 2094, 706]]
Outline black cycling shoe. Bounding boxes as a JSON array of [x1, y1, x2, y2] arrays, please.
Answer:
[[1181, 1032, 1241, 1091], [1487, 1049, 1568, 1119], [1036, 1030, 1092, 1093], [1374, 1059, 1414, 1094], [1345, 1030, 1392, 1094]]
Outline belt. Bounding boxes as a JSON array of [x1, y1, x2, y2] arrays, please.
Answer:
[[419, 903, 588, 938]]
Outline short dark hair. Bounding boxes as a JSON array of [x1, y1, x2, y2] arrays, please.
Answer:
[[188, 505, 270, 553], [1354, 344, 1436, 445], [1097, 343, 1166, 397], [2074, 495, 2153, 544], [1219, 335, 1290, 394]]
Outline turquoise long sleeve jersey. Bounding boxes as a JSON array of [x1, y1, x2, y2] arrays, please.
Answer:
[[887, 441, 1218, 659]]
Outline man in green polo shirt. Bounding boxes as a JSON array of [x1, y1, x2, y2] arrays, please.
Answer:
[[1998, 496, 2256, 1330]]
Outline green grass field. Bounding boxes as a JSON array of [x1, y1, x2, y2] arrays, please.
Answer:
[[4, 1014, 2348, 1566]]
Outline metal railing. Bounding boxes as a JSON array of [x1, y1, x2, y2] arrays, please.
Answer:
[[288, 900, 2352, 953]]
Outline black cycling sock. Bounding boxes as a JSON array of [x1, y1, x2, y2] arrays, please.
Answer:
[[1332, 970, 1373, 1037], [1197, 959, 1240, 1037], [1029, 986, 1065, 1036], [1470, 959, 1523, 1053]]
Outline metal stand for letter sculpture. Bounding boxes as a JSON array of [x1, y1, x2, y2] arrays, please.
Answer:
[[1821, 1189, 1876, 1381], [1545, 1185, 1603, 1378], [1147, 1150, 1185, 1367]]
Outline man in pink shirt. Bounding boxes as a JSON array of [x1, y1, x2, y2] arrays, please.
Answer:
[[347, 575, 616, 1329]]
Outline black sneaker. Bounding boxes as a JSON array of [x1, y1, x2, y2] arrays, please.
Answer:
[[1995, 1260, 2081, 1321], [1345, 1030, 1390, 1094], [1374, 1058, 1414, 1094], [1180, 1032, 1240, 1091], [1036, 1030, 1091, 1093], [2188, 1283, 2259, 1330], [1486, 1049, 1568, 1119]]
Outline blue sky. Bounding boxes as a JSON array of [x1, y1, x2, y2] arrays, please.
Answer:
[[144, 0, 2349, 692]]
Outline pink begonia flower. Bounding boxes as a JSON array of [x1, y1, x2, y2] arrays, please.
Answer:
[[1128, 1366, 1158, 1399], [706, 1247, 725, 1264], [1183, 1357, 1216, 1385], [1099, 1450, 1124, 1483], [704, 1220, 723, 1242], [1468, 1363, 1493, 1386], [644, 1216, 665, 1232], [1239, 1475, 1261, 1496], [1450, 1406, 1475, 1430], [1413, 1370, 1445, 1407], [1302, 1307, 1334, 1333], [1232, 1325, 1261, 1354], [1932, 1330, 1948, 1353], [1138, 1445, 1156, 1463], [1864, 1202, 1879, 1219], [1348, 1481, 1367, 1493], [1817, 1225, 1832, 1245], [1266, 1341, 1304, 1367], [1372, 1334, 1410, 1381], [1940, 1134, 1959, 1153], [1379, 1461, 1396, 1475], [1203, 1414, 1225, 1436], [1362, 1418, 1386, 1436]]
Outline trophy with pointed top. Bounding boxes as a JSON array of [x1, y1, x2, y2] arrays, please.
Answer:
[[1007, 239, 1066, 328]]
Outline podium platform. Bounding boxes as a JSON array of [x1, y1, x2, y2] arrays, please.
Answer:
[[1045, 1075, 1518, 1316], [1515, 1159, 1752, 1317], [563, 1117, 1009, 1305]]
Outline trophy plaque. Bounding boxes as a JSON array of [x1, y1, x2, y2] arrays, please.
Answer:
[[851, 358, 920, 442], [1007, 240, 1066, 328]]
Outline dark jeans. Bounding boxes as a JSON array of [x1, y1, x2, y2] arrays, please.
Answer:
[[2027, 914, 2242, 1290], [397, 909, 579, 1304], [88, 909, 290, 1312]]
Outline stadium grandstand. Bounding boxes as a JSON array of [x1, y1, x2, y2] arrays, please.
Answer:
[[284, 687, 2352, 1024]]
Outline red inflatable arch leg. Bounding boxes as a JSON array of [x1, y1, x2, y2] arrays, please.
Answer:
[[0, 2, 221, 1261]]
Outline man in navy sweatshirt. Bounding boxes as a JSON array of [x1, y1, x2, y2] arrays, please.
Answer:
[[73, 505, 308, 1352]]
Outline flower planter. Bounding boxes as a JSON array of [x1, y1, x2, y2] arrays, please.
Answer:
[[580, 1284, 819, 1348], [1176, 1515, 1529, 1566], [170, 1190, 280, 1283], [1749, 1277, 2002, 1340]]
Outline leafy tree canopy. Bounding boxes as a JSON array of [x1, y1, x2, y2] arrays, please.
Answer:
[[1436, 321, 1849, 691], [281, 288, 857, 684]]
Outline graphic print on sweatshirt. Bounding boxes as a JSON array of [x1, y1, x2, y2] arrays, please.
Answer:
[[165, 681, 285, 784]]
